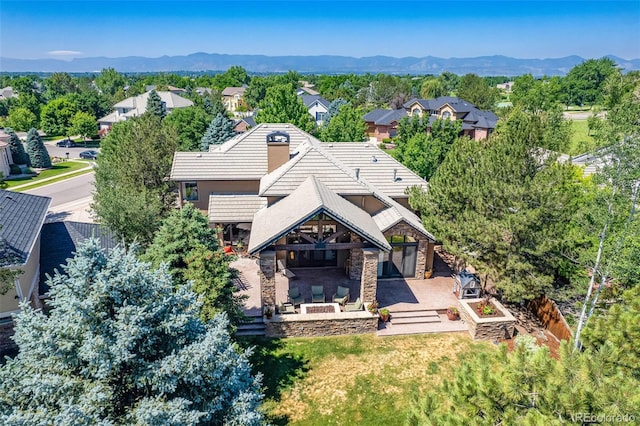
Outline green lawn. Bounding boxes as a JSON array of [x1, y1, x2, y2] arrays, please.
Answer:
[[240, 333, 491, 425], [567, 119, 596, 155], [4, 161, 92, 190]]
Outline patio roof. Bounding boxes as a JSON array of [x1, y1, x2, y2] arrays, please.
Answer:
[[209, 194, 267, 223], [248, 176, 391, 254]]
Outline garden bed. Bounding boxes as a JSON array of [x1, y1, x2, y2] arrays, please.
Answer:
[[467, 300, 504, 318], [459, 298, 516, 340]]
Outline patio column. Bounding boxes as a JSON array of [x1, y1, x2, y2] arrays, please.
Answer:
[[360, 248, 379, 303], [416, 239, 428, 278], [259, 250, 276, 308], [349, 236, 363, 280]]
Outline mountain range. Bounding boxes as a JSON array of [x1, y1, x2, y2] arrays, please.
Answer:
[[1, 52, 638, 76]]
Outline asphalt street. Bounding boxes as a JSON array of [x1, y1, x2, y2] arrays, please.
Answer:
[[24, 171, 94, 207]]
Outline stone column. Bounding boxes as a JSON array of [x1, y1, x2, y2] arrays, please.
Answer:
[[348, 236, 363, 280], [259, 250, 276, 308], [360, 248, 379, 302]]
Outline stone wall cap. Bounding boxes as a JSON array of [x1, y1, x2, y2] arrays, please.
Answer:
[[268, 311, 374, 322]]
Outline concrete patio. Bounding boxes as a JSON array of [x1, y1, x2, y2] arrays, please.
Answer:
[[232, 251, 463, 318]]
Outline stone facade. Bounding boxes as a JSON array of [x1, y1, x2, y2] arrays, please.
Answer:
[[265, 311, 378, 337], [259, 250, 276, 307], [383, 221, 433, 278], [458, 298, 516, 340], [348, 236, 363, 280], [361, 248, 378, 302]]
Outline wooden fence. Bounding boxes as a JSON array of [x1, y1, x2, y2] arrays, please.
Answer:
[[527, 296, 573, 341]]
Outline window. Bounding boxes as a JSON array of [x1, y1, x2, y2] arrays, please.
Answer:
[[412, 108, 421, 116], [316, 111, 326, 122], [442, 111, 451, 119], [184, 182, 198, 201]]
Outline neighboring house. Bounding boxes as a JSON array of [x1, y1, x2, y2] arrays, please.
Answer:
[[39, 221, 117, 300], [171, 123, 437, 311], [233, 115, 256, 133], [0, 130, 15, 178], [496, 81, 515, 93], [300, 95, 330, 126], [0, 87, 18, 101], [145, 85, 187, 95], [221, 86, 247, 113], [364, 96, 498, 142], [0, 190, 50, 321], [98, 90, 194, 130]]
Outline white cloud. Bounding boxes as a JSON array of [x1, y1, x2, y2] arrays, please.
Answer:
[[47, 50, 83, 56]]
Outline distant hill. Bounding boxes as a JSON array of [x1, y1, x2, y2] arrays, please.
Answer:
[[1, 52, 638, 76]]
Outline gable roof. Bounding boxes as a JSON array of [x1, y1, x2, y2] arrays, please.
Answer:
[[209, 194, 267, 223], [0, 190, 51, 267], [259, 142, 372, 197], [39, 221, 118, 295], [363, 109, 407, 125], [300, 94, 330, 109], [249, 176, 391, 254], [170, 124, 319, 181], [222, 86, 246, 97], [322, 142, 428, 197]]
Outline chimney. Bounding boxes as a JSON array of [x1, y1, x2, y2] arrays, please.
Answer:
[[354, 167, 360, 180], [266, 131, 290, 172]]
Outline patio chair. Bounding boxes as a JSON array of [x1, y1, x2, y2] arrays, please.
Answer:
[[311, 285, 325, 303], [332, 286, 350, 306], [288, 287, 304, 306], [278, 302, 296, 315], [345, 297, 363, 312]]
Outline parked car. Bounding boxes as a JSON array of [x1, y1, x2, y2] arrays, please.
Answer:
[[79, 150, 99, 160], [57, 138, 78, 148]]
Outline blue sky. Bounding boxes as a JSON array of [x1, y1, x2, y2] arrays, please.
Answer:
[[1, 1, 639, 60]]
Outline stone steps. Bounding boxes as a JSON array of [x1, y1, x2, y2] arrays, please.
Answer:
[[236, 316, 266, 336], [390, 315, 441, 325], [377, 308, 469, 336]]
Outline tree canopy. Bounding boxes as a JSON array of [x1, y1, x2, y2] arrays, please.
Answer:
[[201, 113, 235, 151], [93, 114, 178, 245], [320, 103, 367, 142], [163, 106, 212, 151], [255, 83, 315, 133], [0, 240, 263, 425], [456, 73, 499, 110], [146, 90, 166, 119]]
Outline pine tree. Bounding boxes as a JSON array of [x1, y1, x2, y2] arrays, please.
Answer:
[[0, 240, 263, 424], [323, 98, 348, 125], [143, 204, 246, 325], [146, 89, 166, 119], [4, 127, 29, 165], [24, 127, 51, 168], [200, 113, 235, 151]]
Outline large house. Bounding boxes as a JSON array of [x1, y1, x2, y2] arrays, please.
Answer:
[[98, 90, 193, 131], [221, 86, 247, 113], [0, 190, 50, 321], [171, 123, 436, 310], [364, 96, 498, 142]]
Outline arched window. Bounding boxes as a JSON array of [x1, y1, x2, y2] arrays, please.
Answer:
[[442, 111, 451, 119], [412, 108, 421, 116]]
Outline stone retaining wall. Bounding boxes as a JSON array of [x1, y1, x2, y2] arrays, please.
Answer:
[[265, 311, 378, 338], [458, 298, 516, 340]]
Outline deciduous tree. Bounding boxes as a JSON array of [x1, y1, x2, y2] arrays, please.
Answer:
[[40, 97, 78, 136], [69, 111, 97, 140], [93, 114, 178, 245], [163, 106, 211, 151], [0, 240, 263, 425], [6, 107, 37, 132], [320, 103, 366, 142], [255, 83, 314, 133], [456, 73, 499, 110]]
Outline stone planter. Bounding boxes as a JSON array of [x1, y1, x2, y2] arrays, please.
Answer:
[[458, 298, 516, 340]]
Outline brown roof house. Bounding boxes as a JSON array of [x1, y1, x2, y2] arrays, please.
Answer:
[[221, 86, 247, 114], [364, 96, 498, 142], [171, 123, 438, 336]]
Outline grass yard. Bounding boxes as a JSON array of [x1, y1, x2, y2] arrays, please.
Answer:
[[4, 161, 92, 190], [240, 333, 492, 425], [567, 119, 596, 155]]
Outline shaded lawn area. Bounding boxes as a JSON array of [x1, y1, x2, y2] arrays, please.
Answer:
[[4, 161, 90, 188], [567, 119, 596, 155], [239, 333, 491, 425]]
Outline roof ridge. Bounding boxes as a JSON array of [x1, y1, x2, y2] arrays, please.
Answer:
[[259, 141, 314, 195]]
